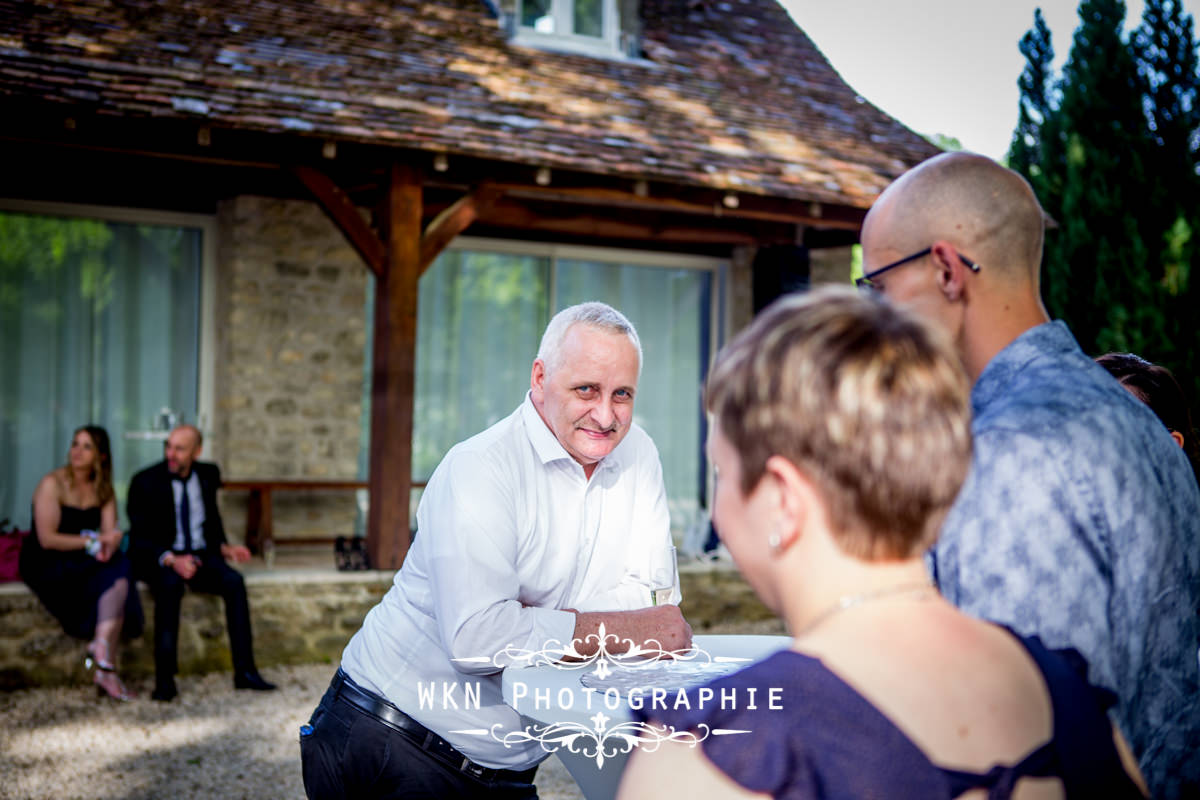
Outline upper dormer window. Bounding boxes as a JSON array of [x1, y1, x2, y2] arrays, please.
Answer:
[[514, 0, 623, 57]]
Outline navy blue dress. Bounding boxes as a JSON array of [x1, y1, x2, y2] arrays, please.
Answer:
[[636, 631, 1141, 799], [19, 505, 144, 640]]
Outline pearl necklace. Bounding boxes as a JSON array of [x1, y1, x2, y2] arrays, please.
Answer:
[[797, 581, 937, 637]]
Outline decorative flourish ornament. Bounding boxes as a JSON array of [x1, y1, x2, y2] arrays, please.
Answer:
[[450, 626, 755, 767]]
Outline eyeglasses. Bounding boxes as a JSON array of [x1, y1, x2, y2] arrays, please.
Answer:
[[855, 247, 981, 291]]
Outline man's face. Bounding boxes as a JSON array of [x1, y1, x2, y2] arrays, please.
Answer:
[[861, 202, 957, 337], [165, 428, 201, 477], [530, 324, 640, 475]]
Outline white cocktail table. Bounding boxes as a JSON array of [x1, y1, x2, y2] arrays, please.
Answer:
[[501, 634, 790, 800]]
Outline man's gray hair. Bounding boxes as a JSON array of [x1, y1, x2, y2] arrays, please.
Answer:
[[537, 302, 643, 376]]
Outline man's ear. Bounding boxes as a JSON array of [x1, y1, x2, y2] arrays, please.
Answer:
[[530, 359, 546, 400], [1170, 429, 1186, 449], [931, 240, 968, 301]]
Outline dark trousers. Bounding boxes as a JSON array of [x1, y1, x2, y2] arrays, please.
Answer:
[[300, 670, 538, 800], [148, 557, 255, 682]]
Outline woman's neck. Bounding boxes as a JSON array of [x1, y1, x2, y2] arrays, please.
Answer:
[[783, 557, 933, 638]]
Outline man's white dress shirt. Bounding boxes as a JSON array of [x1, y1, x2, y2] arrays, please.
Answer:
[[341, 394, 673, 768]]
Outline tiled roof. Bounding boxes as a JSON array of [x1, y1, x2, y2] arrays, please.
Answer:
[[0, 0, 939, 208]]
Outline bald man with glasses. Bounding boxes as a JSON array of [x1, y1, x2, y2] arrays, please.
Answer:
[[860, 152, 1200, 798]]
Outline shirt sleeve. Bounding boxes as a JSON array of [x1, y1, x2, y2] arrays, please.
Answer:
[[420, 451, 575, 673], [935, 424, 1200, 794]]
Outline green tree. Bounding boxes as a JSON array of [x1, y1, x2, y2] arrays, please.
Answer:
[[1008, 9, 1055, 184], [1010, 0, 1175, 367], [925, 132, 964, 152], [1133, 0, 1200, 390]]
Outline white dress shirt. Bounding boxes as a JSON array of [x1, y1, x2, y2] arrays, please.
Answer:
[[341, 393, 673, 768]]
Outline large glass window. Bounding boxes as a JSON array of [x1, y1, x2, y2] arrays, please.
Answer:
[[399, 240, 721, 532], [0, 206, 208, 530], [413, 250, 549, 478], [555, 258, 712, 526]]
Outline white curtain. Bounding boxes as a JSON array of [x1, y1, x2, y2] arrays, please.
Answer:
[[0, 211, 202, 530], [555, 259, 712, 526]]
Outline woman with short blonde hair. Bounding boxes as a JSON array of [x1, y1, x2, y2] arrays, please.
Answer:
[[618, 287, 1144, 799]]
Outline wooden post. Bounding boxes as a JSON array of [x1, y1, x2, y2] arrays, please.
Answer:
[[366, 163, 422, 570], [294, 164, 496, 570]]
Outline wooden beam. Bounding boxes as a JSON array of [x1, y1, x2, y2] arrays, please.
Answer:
[[475, 199, 773, 245], [366, 162, 422, 570], [491, 183, 866, 230], [293, 165, 387, 277], [419, 183, 504, 275]]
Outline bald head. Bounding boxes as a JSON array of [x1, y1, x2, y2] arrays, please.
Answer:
[[866, 152, 1046, 283], [165, 424, 203, 477]]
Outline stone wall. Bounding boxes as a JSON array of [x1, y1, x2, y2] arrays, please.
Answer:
[[0, 571, 393, 689], [212, 196, 370, 541], [0, 565, 777, 689], [728, 245, 756, 337], [809, 245, 855, 286]]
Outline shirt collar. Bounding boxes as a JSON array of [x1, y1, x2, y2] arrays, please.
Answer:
[[972, 320, 1077, 412], [519, 392, 622, 475]]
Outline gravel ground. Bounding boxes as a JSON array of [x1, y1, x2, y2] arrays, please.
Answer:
[[0, 663, 582, 800], [2, 619, 784, 800]]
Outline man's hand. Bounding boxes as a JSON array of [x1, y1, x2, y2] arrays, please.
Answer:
[[571, 604, 693, 657], [221, 544, 251, 563], [169, 553, 200, 579]]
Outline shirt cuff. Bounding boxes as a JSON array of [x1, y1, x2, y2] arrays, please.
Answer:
[[519, 606, 578, 659]]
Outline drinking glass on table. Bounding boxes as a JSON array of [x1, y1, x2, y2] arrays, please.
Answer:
[[648, 544, 678, 606]]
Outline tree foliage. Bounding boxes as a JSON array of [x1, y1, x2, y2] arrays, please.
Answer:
[[1009, 0, 1200, 405]]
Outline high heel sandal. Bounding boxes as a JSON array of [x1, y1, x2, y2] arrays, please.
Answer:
[[86, 642, 135, 701]]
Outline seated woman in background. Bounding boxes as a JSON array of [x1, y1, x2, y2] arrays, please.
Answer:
[[20, 425, 143, 700], [1096, 352, 1199, 482], [618, 287, 1145, 799]]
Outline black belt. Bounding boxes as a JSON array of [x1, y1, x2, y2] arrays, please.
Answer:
[[331, 669, 537, 785]]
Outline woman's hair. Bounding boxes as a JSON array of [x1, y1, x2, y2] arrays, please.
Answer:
[[1095, 352, 1199, 479], [63, 425, 115, 507], [705, 286, 972, 560]]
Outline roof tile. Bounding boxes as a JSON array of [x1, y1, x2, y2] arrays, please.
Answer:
[[0, 0, 939, 206]]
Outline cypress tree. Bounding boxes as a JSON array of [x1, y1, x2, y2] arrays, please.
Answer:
[[1009, 10, 1055, 183], [1008, 10, 1066, 316], [1040, 0, 1162, 356], [1133, 0, 1200, 399]]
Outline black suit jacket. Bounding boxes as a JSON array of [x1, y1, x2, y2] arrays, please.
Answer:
[[128, 460, 227, 577]]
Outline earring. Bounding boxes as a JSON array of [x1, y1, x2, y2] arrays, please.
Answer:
[[767, 532, 781, 552]]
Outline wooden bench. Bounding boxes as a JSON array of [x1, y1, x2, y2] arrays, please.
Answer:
[[222, 479, 428, 552]]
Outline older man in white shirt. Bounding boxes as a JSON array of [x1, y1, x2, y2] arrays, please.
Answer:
[[301, 302, 691, 800]]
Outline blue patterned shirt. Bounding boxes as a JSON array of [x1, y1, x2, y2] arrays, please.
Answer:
[[932, 321, 1200, 798]]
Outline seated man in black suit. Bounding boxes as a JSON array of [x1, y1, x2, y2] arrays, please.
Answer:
[[128, 424, 275, 701]]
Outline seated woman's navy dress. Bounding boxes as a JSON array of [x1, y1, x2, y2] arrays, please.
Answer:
[[19, 505, 144, 640], [636, 631, 1141, 799]]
